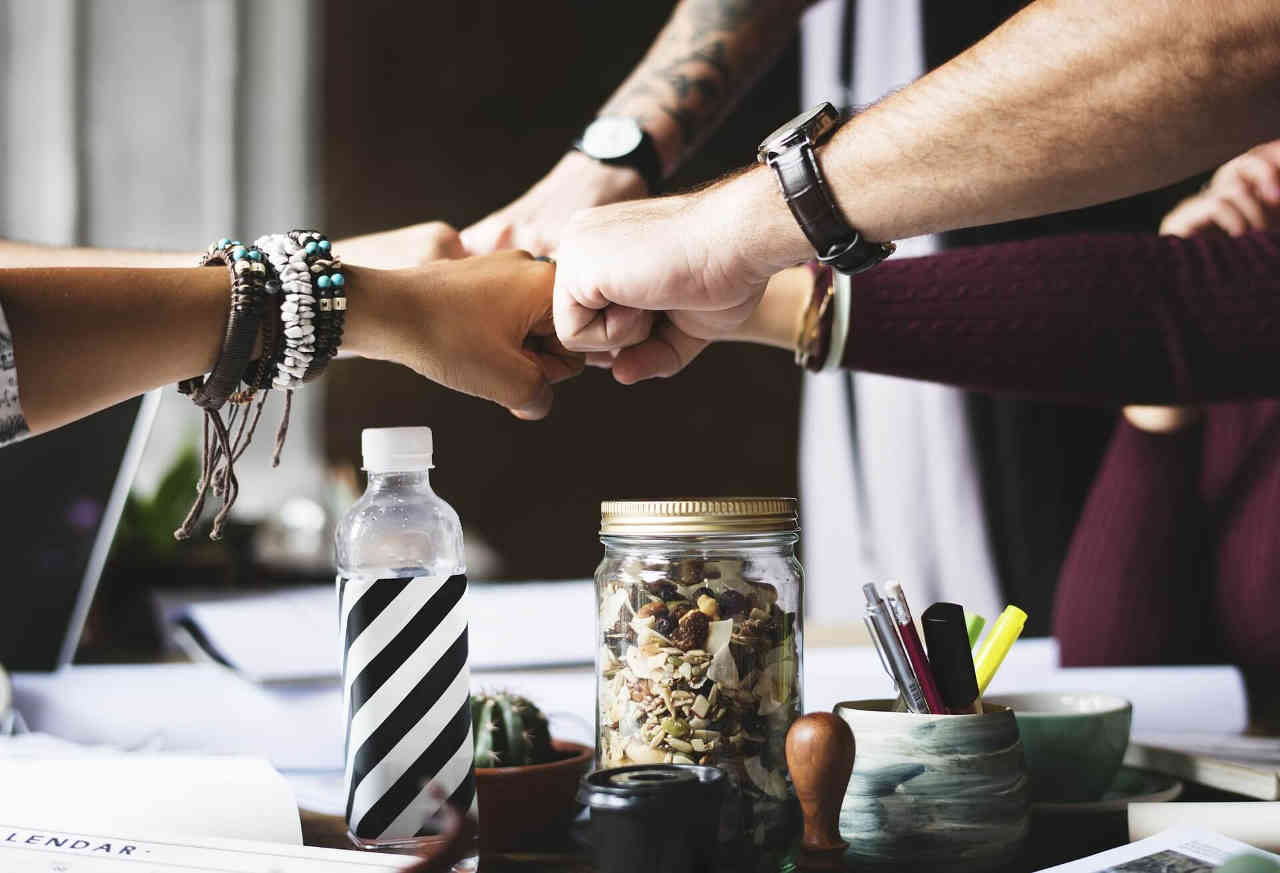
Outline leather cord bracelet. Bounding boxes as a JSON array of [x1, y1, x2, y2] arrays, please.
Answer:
[[176, 239, 270, 542], [177, 229, 345, 542]]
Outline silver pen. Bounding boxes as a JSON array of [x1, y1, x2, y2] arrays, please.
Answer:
[[863, 582, 930, 714]]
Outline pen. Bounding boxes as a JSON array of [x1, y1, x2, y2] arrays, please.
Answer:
[[922, 602, 983, 715], [864, 583, 930, 714], [973, 605, 1027, 694], [966, 612, 986, 650], [885, 582, 948, 715]]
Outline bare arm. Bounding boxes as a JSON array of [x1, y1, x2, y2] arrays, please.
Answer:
[[750, 0, 1280, 263], [1, 254, 578, 436], [0, 238, 195, 268], [554, 0, 1280, 379], [460, 0, 810, 255], [599, 0, 811, 176]]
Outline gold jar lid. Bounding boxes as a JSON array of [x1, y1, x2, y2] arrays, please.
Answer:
[[600, 497, 799, 535]]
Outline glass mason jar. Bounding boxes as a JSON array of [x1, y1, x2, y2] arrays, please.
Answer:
[[594, 498, 803, 873]]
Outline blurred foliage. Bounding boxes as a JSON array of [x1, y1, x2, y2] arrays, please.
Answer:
[[114, 445, 202, 563]]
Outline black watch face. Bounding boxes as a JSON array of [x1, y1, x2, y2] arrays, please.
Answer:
[[581, 117, 644, 160]]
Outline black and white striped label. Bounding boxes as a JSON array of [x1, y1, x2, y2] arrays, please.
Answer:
[[338, 573, 476, 843]]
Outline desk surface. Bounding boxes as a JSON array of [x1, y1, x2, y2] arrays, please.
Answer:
[[298, 783, 1246, 873]]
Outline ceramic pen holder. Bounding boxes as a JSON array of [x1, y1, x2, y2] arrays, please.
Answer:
[[834, 699, 1030, 873]]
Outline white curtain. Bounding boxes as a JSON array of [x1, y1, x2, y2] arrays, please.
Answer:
[[0, 0, 325, 518], [797, 0, 1004, 623]]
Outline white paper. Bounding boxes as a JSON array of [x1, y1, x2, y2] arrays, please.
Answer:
[[175, 579, 596, 681], [12, 665, 344, 770], [0, 824, 414, 872], [0, 755, 301, 845], [1037, 828, 1279, 873], [1129, 805, 1280, 853]]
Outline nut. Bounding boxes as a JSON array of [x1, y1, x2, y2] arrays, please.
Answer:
[[661, 717, 690, 738], [696, 594, 720, 619], [635, 601, 668, 620], [666, 736, 694, 753]]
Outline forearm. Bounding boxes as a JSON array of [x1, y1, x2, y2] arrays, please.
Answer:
[[0, 238, 195, 268], [738, 229, 1280, 403], [844, 229, 1280, 404], [600, 0, 811, 176], [719, 0, 1280, 273], [0, 264, 388, 435]]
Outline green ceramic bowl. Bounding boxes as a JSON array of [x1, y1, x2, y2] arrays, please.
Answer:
[[985, 692, 1132, 803]]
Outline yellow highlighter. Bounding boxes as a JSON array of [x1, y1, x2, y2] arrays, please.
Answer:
[[973, 605, 1027, 694]]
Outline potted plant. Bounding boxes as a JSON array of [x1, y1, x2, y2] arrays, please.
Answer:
[[471, 691, 593, 853]]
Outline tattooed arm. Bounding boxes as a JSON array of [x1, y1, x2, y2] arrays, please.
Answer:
[[599, 0, 809, 177], [460, 0, 811, 256]]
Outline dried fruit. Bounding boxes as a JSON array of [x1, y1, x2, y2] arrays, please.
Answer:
[[671, 559, 705, 587], [668, 600, 694, 622], [697, 594, 720, 619], [717, 589, 749, 618], [645, 579, 679, 601], [671, 609, 710, 651], [654, 613, 676, 637]]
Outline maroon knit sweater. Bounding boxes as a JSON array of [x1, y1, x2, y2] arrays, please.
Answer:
[[842, 229, 1280, 669], [844, 229, 1280, 404]]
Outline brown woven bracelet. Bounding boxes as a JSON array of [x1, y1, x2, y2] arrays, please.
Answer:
[[179, 244, 268, 409], [175, 241, 270, 542]]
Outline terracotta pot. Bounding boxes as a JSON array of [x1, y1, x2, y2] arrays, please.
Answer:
[[475, 739, 593, 854]]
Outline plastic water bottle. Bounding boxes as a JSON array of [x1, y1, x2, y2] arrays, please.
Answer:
[[335, 426, 476, 865]]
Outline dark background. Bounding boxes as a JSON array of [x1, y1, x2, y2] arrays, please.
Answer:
[[321, 0, 804, 580]]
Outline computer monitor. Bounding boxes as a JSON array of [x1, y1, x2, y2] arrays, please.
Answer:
[[0, 390, 161, 670]]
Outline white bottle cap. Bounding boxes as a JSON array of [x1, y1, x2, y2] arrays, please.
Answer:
[[362, 427, 434, 472]]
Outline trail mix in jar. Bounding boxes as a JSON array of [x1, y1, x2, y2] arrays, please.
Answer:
[[597, 555, 800, 862]]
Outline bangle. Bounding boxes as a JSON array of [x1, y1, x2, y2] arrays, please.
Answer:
[[292, 230, 345, 383], [179, 240, 268, 409], [820, 270, 851, 372], [795, 260, 834, 370], [256, 232, 316, 390], [175, 238, 270, 542]]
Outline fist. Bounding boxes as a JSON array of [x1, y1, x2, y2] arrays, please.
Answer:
[[553, 191, 774, 383]]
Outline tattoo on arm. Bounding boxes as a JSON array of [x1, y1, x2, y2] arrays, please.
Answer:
[[603, 0, 808, 170]]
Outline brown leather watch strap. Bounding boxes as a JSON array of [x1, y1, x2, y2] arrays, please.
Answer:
[[769, 145, 895, 275]]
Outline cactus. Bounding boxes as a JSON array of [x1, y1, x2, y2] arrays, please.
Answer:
[[471, 691, 555, 768]]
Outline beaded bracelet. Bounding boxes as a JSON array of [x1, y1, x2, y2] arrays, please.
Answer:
[[290, 230, 345, 383], [256, 232, 317, 390]]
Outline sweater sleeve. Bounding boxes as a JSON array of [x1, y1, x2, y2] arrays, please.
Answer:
[[843, 229, 1280, 404]]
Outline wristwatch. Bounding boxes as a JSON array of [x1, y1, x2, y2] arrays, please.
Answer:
[[757, 102, 895, 275], [574, 116, 663, 195]]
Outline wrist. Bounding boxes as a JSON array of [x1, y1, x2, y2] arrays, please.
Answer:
[[727, 266, 812, 350], [558, 149, 651, 202], [340, 264, 408, 360], [704, 165, 812, 277]]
